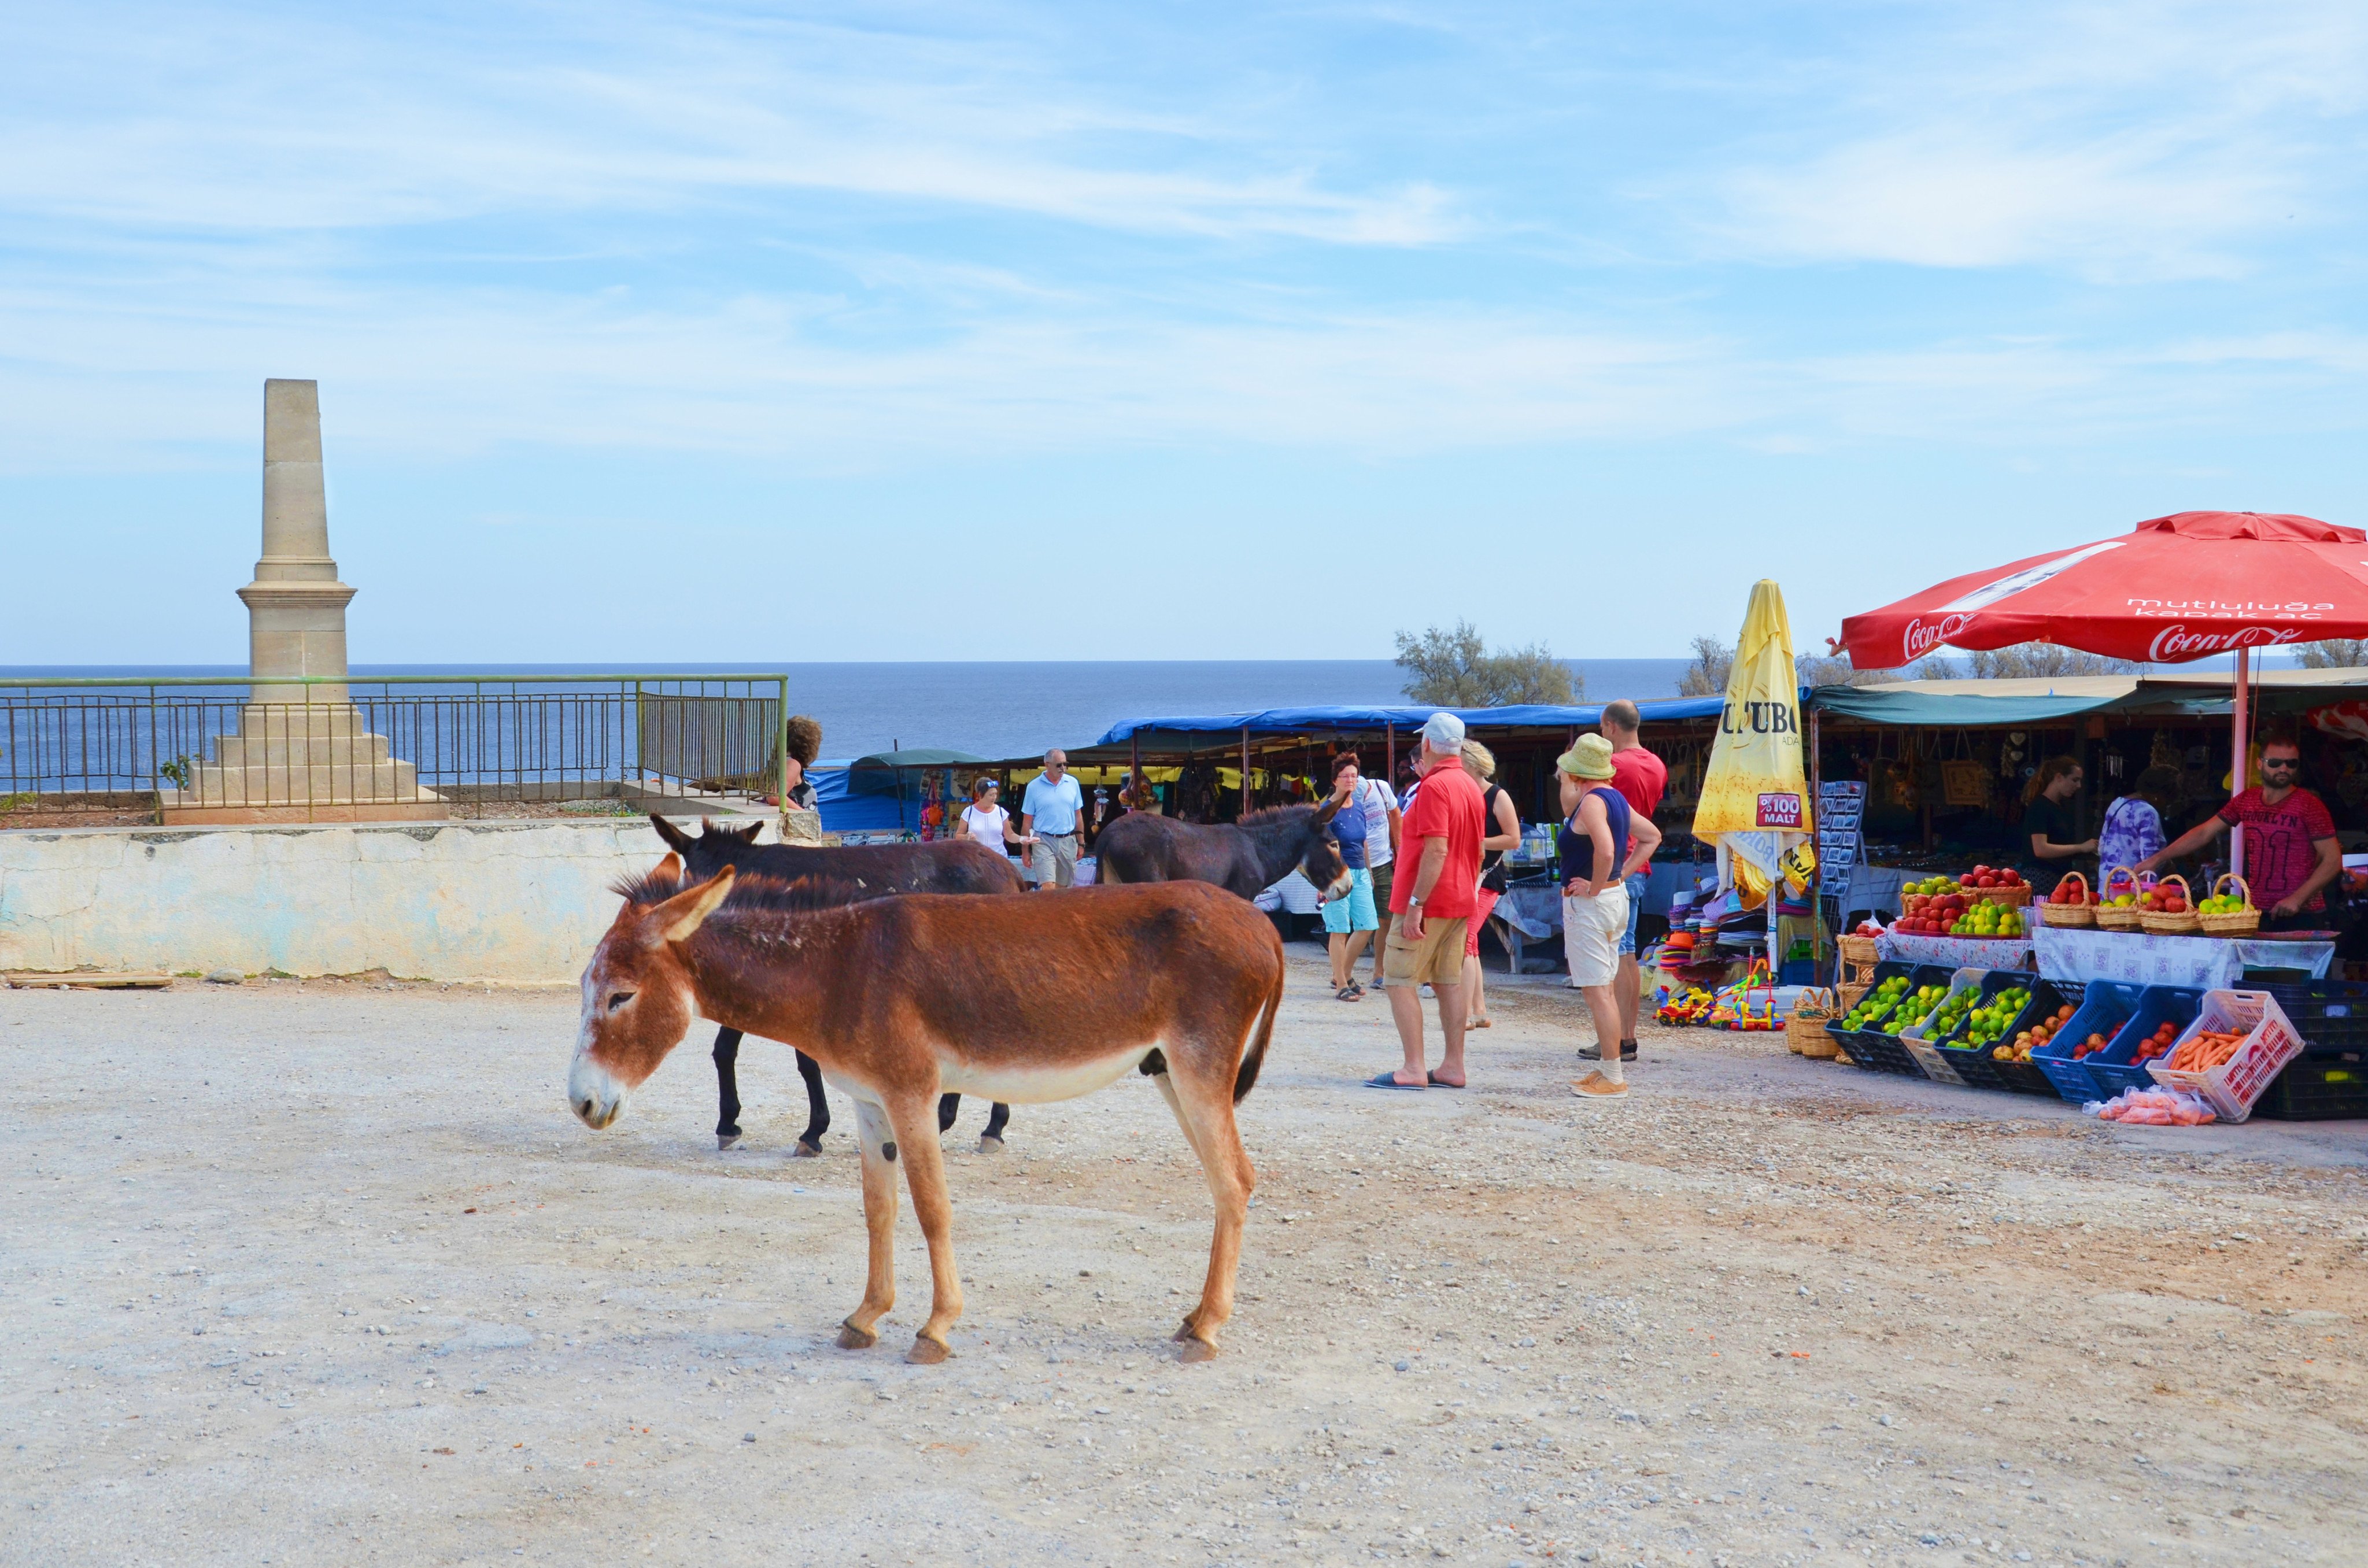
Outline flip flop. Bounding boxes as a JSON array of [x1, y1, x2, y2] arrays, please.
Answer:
[[1466, 1015, 1493, 1029], [1364, 1072, 1425, 1091], [1425, 1072, 1465, 1089], [1335, 985, 1361, 1002]]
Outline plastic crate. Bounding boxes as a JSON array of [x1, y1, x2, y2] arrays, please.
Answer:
[[2252, 1057, 2368, 1120], [2086, 986, 2204, 1099], [2148, 990, 2305, 1123], [1830, 962, 1948, 1078], [2255, 979, 2368, 1055], [1932, 975, 2064, 1099], [2033, 981, 2144, 1102], [1902, 967, 1989, 1088]]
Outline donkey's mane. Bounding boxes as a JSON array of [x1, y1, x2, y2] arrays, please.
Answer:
[[611, 868, 884, 917], [1235, 804, 1324, 832]]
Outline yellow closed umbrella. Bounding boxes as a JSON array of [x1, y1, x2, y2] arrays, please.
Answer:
[[1693, 579, 1815, 909]]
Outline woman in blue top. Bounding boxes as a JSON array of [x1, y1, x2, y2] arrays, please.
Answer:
[[1322, 762, 1380, 1000]]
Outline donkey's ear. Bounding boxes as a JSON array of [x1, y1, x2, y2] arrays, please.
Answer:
[[653, 867, 736, 945], [650, 815, 695, 854], [716, 819, 763, 845], [1311, 797, 1342, 826], [651, 851, 685, 881]]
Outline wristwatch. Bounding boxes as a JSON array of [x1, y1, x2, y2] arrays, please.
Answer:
[[1406, 896, 1424, 908]]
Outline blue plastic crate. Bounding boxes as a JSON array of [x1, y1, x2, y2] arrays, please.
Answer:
[[2088, 985, 2204, 1099], [2034, 981, 2143, 1102]]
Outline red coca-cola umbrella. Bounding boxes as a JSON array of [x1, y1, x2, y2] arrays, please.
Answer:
[[1837, 511, 2368, 883], [1838, 511, 2368, 669]]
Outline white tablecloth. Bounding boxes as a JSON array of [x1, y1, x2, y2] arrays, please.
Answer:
[[2030, 925, 2336, 990], [1874, 932, 2035, 970]]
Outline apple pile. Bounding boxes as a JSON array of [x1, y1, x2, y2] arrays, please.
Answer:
[[2041, 875, 2092, 907], [2140, 884, 2189, 916], [1894, 889, 2026, 937], [1961, 864, 2025, 892]]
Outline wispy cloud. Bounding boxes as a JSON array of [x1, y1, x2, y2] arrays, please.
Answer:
[[1703, 1, 2368, 278], [0, 3, 1460, 245]]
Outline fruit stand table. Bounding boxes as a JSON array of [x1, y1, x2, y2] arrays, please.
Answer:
[[2031, 925, 2336, 990], [1875, 931, 2034, 970]]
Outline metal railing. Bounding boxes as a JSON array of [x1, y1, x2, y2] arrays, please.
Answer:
[[0, 672, 789, 825]]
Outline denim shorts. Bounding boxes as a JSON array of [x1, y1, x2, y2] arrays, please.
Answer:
[[1321, 867, 1378, 934], [1618, 870, 1649, 955]]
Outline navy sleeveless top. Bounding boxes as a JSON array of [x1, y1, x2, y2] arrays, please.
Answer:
[[1562, 785, 1631, 882]]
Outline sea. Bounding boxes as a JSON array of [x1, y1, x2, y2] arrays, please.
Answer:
[[1, 659, 1694, 762]]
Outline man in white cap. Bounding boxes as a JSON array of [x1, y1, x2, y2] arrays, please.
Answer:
[[1369, 712, 1487, 1090]]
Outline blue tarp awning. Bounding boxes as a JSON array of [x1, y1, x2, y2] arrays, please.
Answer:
[[1092, 697, 1730, 746]]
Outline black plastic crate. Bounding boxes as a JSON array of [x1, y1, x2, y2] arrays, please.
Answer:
[[2256, 979, 2368, 1055], [2252, 1057, 2368, 1120], [1829, 963, 1946, 1078], [1937, 972, 2068, 1095]]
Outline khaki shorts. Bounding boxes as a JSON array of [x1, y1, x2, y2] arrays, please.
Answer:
[[1031, 832, 1080, 887], [1563, 884, 1630, 988], [1381, 914, 1469, 988]]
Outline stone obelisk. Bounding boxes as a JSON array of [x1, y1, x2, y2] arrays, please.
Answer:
[[239, 380, 356, 705], [165, 380, 435, 822]]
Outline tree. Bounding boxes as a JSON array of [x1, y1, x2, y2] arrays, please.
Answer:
[[1394, 621, 1577, 707], [1924, 644, 2137, 679], [1678, 635, 1732, 697], [2294, 639, 2368, 669]]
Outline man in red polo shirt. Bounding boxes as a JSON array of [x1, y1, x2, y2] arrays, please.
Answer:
[[1369, 712, 1486, 1091]]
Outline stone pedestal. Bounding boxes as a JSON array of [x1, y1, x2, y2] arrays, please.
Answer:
[[161, 379, 438, 824]]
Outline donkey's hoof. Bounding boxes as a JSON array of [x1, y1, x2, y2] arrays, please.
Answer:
[[1172, 1316, 1199, 1342], [1176, 1337, 1219, 1364], [905, 1336, 952, 1366], [978, 1135, 1004, 1154], [791, 1140, 822, 1160], [716, 1133, 741, 1151], [834, 1321, 878, 1351]]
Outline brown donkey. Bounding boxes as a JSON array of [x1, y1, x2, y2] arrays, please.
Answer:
[[568, 858, 1286, 1364]]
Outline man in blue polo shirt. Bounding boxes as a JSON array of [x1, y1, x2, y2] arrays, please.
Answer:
[[1022, 748, 1089, 887]]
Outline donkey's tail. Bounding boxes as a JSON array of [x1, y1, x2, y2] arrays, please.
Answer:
[[1233, 956, 1284, 1104]]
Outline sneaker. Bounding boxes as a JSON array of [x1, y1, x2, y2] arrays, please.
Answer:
[[1570, 1071, 1629, 1099], [1576, 1041, 1639, 1062]]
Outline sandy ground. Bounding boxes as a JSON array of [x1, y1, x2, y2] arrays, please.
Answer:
[[6, 951, 2368, 1568]]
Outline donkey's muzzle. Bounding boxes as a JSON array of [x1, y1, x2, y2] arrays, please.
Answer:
[[570, 1054, 626, 1130]]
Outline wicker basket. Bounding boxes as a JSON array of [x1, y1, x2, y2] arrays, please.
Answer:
[[2197, 871, 2263, 937], [1787, 989, 1840, 1058], [2039, 870, 2096, 928], [2141, 872, 2203, 935], [1973, 882, 2034, 908], [2093, 865, 2145, 931], [1835, 979, 1870, 1018], [1837, 933, 1881, 967]]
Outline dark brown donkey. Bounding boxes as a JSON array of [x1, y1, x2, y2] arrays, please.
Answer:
[[1095, 801, 1353, 902], [569, 861, 1284, 1364], [650, 815, 1022, 1152]]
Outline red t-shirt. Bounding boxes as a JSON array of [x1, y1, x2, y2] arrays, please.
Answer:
[[1608, 746, 1666, 874], [1390, 758, 1486, 919], [2217, 787, 2338, 912]]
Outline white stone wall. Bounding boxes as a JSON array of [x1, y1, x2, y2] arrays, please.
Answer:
[[0, 819, 684, 982]]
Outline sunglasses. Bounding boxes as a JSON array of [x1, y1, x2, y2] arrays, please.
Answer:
[[2263, 757, 2300, 770]]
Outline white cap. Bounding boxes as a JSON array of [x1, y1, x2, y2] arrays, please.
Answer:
[[1421, 711, 1465, 750]]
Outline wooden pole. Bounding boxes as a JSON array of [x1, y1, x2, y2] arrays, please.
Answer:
[[1241, 726, 1252, 819]]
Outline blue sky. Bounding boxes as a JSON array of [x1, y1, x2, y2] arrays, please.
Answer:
[[3, 1, 2365, 664]]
